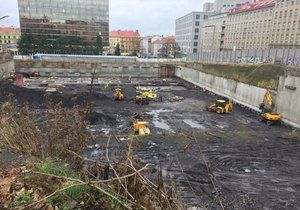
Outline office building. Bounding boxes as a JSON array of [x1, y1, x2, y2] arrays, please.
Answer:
[[223, 0, 276, 50], [17, 0, 109, 53], [213, 0, 254, 12], [201, 13, 228, 51], [270, 0, 300, 49], [203, 2, 214, 12], [175, 12, 211, 54], [140, 36, 152, 57]]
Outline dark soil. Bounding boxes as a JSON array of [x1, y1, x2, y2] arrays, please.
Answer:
[[1, 77, 299, 209]]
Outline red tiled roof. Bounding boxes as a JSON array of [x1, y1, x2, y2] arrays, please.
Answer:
[[0, 27, 20, 34], [110, 30, 140, 38], [229, 0, 275, 15], [152, 36, 175, 44]]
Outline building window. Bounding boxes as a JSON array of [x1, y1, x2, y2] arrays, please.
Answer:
[[195, 28, 199, 33], [194, 35, 198, 40], [193, 48, 197, 53], [195, 21, 200, 26], [194, 42, 198, 46], [196, 15, 200, 19]]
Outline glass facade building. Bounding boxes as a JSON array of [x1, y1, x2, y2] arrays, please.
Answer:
[[18, 0, 109, 49]]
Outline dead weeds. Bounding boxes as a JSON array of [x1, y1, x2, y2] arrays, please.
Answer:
[[0, 92, 185, 209]]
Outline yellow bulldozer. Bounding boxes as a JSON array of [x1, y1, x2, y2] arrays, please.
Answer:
[[113, 88, 124, 101], [132, 113, 151, 136], [7, 72, 16, 83], [132, 120, 151, 136], [135, 86, 158, 105], [208, 99, 233, 114], [259, 90, 281, 125]]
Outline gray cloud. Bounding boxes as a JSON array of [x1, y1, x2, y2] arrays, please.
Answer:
[[0, 0, 212, 36]]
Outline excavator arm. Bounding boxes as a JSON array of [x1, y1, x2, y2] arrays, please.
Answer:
[[259, 90, 281, 125], [263, 90, 274, 109], [260, 90, 274, 112]]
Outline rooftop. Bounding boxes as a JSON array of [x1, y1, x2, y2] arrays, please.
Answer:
[[110, 30, 140, 38], [0, 27, 21, 34], [229, 0, 275, 15], [152, 36, 175, 44]]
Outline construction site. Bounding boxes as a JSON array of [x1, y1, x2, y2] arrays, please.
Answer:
[[0, 60, 300, 209]]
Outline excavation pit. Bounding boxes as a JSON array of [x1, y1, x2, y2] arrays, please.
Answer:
[[1, 76, 299, 210]]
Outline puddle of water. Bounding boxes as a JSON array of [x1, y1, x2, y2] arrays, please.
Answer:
[[148, 109, 174, 132], [153, 119, 173, 132], [141, 86, 186, 91], [183, 119, 205, 130], [147, 109, 172, 115], [101, 128, 111, 135], [216, 124, 229, 129], [87, 126, 111, 135]]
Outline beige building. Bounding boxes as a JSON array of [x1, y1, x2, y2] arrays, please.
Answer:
[[201, 12, 228, 51], [203, 2, 214, 12], [0, 27, 21, 55], [270, 0, 300, 49], [109, 30, 141, 56], [213, 0, 254, 13], [223, 0, 275, 50]]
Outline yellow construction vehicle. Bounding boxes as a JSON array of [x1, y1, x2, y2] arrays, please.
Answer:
[[259, 90, 281, 125], [7, 72, 16, 83], [113, 88, 124, 101], [135, 86, 158, 105], [136, 92, 150, 105], [207, 99, 233, 114], [132, 120, 151, 136]]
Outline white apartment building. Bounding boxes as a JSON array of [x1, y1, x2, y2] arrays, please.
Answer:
[[175, 12, 211, 54]]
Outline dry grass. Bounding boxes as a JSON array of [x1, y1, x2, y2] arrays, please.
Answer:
[[0, 100, 42, 156], [0, 94, 92, 165], [183, 62, 285, 90], [0, 94, 185, 209]]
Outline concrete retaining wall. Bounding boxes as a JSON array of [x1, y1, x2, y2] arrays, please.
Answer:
[[0, 61, 14, 78], [277, 71, 300, 128], [176, 66, 300, 128], [14, 60, 175, 78], [175, 66, 267, 111]]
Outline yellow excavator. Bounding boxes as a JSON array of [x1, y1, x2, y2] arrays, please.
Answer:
[[259, 90, 281, 125], [132, 113, 151, 136], [208, 99, 233, 114], [113, 88, 124, 101]]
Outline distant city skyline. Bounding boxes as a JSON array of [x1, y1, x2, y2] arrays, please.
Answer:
[[0, 0, 213, 36]]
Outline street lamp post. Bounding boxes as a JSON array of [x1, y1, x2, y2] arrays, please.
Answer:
[[0, 16, 9, 21]]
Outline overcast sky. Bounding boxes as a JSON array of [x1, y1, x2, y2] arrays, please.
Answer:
[[0, 0, 212, 36]]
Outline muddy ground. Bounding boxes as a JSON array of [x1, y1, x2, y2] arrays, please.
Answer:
[[1, 77, 300, 209]]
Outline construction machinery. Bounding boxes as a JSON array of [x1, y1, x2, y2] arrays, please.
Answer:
[[113, 88, 124, 101], [132, 120, 151, 136], [132, 113, 151, 136], [259, 90, 281, 125], [207, 99, 233, 114], [7, 72, 16, 83], [135, 86, 158, 105]]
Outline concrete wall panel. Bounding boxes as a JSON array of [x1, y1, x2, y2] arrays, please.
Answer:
[[176, 66, 266, 111], [15, 60, 166, 78], [176, 66, 300, 127], [277, 75, 300, 128]]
